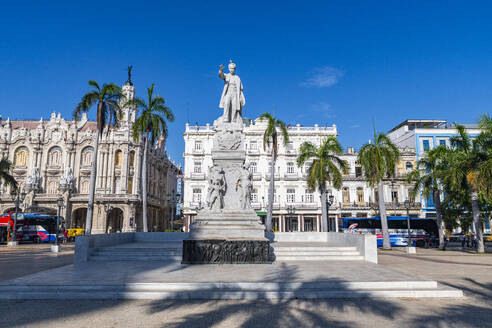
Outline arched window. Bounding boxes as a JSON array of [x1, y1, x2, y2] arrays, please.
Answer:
[[80, 178, 90, 194], [14, 147, 29, 167], [47, 178, 58, 194], [48, 146, 62, 167], [81, 147, 93, 167], [114, 150, 123, 169], [342, 187, 350, 205]]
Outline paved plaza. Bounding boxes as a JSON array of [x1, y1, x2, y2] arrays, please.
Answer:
[[0, 246, 491, 327]]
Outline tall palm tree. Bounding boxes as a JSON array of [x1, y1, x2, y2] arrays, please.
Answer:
[[259, 113, 289, 233], [358, 130, 400, 249], [407, 146, 449, 249], [445, 124, 491, 253], [123, 83, 174, 232], [297, 137, 348, 232], [0, 158, 17, 191], [74, 80, 122, 235]]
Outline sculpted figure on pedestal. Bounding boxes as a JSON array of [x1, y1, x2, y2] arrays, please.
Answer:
[[218, 60, 245, 124], [206, 165, 226, 211], [26, 167, 40, 187], [236, 163, 253, 210]]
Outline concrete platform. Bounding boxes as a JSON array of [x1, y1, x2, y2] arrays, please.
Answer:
[[0, 259, 463, 300]]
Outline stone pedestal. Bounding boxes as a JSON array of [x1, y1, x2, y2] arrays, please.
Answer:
[[182, 239, 270, 264], [51, 244, 62, 253], [183, 117, 269, 264], [7, 241, 18, 247]]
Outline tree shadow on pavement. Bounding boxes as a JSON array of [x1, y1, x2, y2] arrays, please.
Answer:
[[145, 263, 403, 328]]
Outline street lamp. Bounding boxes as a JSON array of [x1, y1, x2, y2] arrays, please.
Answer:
[[325, 194, 335, 231], [104, 203, 113, 233], [9, 188, 26, 245], [404, 199, 412, 249], [56, 197, 64, 246], [167, 191, 176, 232]]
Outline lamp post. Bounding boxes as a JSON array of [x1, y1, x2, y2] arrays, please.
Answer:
[[325, 194, 334, 231], [9, 188, 26, 246], [404, 199, 415, 253], [104, 203, 113, 233], [167, 191, 176, 232]]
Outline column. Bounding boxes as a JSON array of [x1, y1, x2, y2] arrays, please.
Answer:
[[335, 214, 339, 232], [280, 214, 284, 232], [317, 214, 321, 232], [121, 148, 129, 194], [298, 214, 301, 231]]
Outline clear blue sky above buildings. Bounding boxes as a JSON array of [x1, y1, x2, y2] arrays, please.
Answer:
[[1, 1, 491, 164]]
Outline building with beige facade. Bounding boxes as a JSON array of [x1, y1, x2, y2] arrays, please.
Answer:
[[0, 80, 181, 233]]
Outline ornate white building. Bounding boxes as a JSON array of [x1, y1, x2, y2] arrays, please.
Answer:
[[182, 118, 421, 232], [0, 80, 181, 233]]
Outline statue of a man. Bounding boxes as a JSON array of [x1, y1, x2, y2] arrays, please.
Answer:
[[218, 60, 245, 123]]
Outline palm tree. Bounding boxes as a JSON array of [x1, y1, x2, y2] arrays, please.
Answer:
[[123, 83, 174, 232], [358, 130, 400, 249], [259, 113, 289, 233], [74, 81, 122, 235], [297, 137, 348, 232], [445, 124, 491, 253], [0, 158, 17, 191], [407, 146, 449, 249]]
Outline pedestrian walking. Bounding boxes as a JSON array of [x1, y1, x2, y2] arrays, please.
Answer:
[[63, 230, 68, 244], [466, 234, 471, 248], [460, 234, 465, 249]]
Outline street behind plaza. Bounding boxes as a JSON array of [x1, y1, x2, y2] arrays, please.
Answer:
[[0, 244, 491, 328]]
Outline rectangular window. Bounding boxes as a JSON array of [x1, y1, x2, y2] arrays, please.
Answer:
[[192, 188, 202, 203], [303, 217, 315, 231], [194, 141, 202, 151], [304, 189, 314, 203], [439, 140, 446, 147], [250, 141, 257, 150], [355, 166, 362, 178], [287, 162, 295, 174], [391, 191, 399, 203], [423, 139, 430, 151], [193, 161, 201, 173], [287, 189, 296, 203], [250, 162, 257, 173]]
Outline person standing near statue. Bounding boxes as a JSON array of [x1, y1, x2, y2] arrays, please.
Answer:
[[218, 60, 245, 124]]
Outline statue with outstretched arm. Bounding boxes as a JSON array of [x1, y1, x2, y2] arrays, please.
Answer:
[[218, 60, 245, 123]]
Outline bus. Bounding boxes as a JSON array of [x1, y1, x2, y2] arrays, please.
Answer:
[[0, 213, 59, 243], [342, 216, 438, 247]]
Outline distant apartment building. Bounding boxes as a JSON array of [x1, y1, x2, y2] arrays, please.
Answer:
[[387, 119, 482, 216]]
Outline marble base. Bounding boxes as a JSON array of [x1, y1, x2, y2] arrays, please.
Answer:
[[182, 239, 270, 264], [7, 241, 18, 247]]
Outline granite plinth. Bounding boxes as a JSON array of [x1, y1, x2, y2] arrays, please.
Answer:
[[182, 239, 270, 264]]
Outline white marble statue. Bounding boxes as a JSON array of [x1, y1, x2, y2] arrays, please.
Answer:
[[236, 163, 253, 210], [26, 167, 40, 186], [218, 60, 245, 124], [60, 167, 74, 187]]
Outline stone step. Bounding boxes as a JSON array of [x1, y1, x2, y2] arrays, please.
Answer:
[[273, 255, 365, 261], [0, 281, 463, 299], [92, 252, 182, 257], [271, 246, 358, 252], [94, 249, 181, 254], [272, 251, 361, 256], [89, 255, 182, 261]]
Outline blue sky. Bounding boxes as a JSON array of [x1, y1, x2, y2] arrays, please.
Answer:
[[1, 1, 491, 164]]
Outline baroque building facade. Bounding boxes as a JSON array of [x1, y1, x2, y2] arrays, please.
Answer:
[[0, 80, 181, 233], [182, 117, 421, 233]]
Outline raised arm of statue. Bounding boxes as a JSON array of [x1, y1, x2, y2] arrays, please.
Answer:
[[218, 64, 226, 80]]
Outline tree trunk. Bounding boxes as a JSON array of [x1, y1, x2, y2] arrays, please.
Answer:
[[320, 183, 328, 232], [266, 149, 275, 233], [433, 188, 446, 250], [378, 180, 391, 249], [142, 133, 149, 232], [85, 132, 100, 235], [470, 190, 484, 253]]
